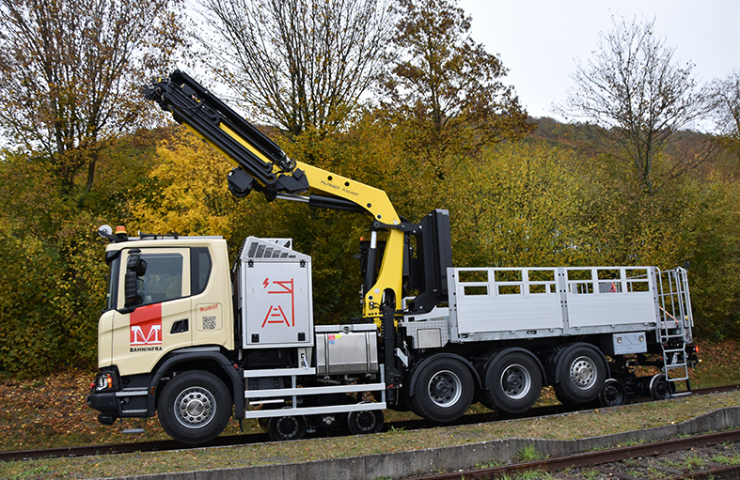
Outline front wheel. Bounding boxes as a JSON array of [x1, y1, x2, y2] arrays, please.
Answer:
[[157, 371, 231, 445], [409, 357, 474, 423]]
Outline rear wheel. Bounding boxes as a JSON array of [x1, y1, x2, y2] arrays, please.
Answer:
[[157, 371, 231, 445], [482, 351, 542, 414], [553, 345, 606, 405], [409, 357, 474, 423]]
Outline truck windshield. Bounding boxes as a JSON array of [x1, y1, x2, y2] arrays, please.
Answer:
[[105, 256, 120, 311]]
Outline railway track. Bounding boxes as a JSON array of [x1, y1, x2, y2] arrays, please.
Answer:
[[2, 384, 737, 463], [406, 429, 740, 480]]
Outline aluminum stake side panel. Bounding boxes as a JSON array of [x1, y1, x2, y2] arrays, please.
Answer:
[[449, 266, 661, 341], [564, 267, 657, 328], [451, 268, 563, 337]]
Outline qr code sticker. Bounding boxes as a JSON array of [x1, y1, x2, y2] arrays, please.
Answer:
[[202, 316, 216, 330]]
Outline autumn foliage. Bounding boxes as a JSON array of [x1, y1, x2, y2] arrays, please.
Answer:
[[0, 0, 739, 380]]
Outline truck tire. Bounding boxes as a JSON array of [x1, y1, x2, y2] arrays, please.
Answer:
[[347, 409, 384, 435], [157, 371, 231, 445], [553, 345, 606, 405], [268, 415, 307, 441], [409, 357, 474, 423], [482, 351, 543, 414]]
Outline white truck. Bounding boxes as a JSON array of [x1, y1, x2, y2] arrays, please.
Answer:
[[87, 71, 697, 445]]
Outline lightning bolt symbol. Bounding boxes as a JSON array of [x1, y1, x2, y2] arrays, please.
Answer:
[[263, 278, 269, 289]]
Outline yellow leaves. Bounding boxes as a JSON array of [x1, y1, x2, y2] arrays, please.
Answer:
[[132, 127, 247, 241]]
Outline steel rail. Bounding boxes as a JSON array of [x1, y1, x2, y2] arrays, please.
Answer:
[[667, 465, 740, 480], [405, 429, 740, 480], [0, 384, 737, 463]]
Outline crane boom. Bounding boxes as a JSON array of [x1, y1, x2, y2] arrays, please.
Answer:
[[142, 70, 405, 318]]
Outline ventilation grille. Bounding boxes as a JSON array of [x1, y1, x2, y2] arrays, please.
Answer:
[[246, 238, 296, 259]]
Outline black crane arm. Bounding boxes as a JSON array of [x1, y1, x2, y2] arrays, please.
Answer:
[[142, 70, 408, 319], [143, 70, 308, 201]]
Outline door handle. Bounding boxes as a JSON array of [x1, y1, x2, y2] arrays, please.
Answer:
[[170, 319, 189, 334]]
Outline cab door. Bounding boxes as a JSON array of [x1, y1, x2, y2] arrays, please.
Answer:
[[111, 248, 192, 376]]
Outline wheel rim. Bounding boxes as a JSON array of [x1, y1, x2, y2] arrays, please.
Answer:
[[569, 356, 596, 390], [173, 386, 216, 429], [427, 370, 462, 408], [355, 412, 376, 430], [499, 364, 532, 400], [602, 381, 624, 406], [275, 417, 299, 438], [651, 375, 671, 400]]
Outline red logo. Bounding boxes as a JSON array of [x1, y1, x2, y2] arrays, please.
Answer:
[[130, 303, 163, 345], [261, 278, 295, 328]]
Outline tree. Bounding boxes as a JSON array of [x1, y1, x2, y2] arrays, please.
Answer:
[[441, 143, 600, 268], [710, 71, 740, 153], [711, 71, 740, 139], [0, 127, 171, 376], [382, 0, 531, 179], [561, 16, 711, 192], [200, 0, 394, 137], [133, 128, 247, 240], [0, 0, 185, 193]]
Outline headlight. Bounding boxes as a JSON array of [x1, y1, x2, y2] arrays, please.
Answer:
[[95, 372, 118, 392]]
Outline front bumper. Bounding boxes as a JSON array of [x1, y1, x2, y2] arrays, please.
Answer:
[[87, 387, 119, 425], [87, 387, 119, 416], [87, 370, 123, 424], [87, 370, 154, 424]]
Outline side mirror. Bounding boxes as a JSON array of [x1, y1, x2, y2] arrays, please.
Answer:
[[98, 225, 113, 238], [124, 250, 147, 308]]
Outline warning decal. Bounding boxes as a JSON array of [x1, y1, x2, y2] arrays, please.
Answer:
[[261, 279, 295, 328]]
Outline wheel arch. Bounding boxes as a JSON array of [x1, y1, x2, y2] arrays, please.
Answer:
[[406, 353, 481, 397], [148, 349, 244, 419]]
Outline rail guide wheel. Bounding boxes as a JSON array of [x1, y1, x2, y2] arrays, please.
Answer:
[[649, 373, 675, 401], [268, 415, 307, 441], [599, 378, 627, 407]]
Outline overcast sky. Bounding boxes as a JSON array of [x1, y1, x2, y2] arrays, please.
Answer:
[[458, 0, 740, 121]]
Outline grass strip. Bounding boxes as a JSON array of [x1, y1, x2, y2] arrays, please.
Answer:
[[1, 390, 738, 480]]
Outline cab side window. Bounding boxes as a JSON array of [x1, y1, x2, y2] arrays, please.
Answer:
[[138, 253, 184, 304], [191, 247, 212, 296]]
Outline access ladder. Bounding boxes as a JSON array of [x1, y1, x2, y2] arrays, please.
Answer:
[[656, 267, 694, 397]]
